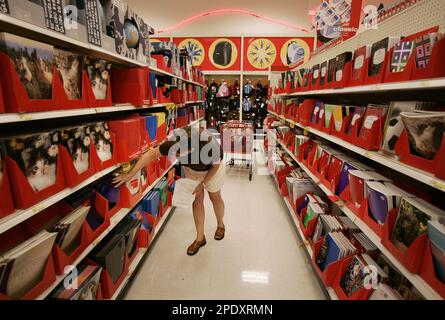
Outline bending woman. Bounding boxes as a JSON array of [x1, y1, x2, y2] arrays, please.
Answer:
[[114, 126, 225, 256]]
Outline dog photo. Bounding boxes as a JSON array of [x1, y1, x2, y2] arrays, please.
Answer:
[[0, 32, 54, 100]]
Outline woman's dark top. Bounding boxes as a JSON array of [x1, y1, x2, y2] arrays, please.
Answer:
[[159, 135, 223, 172]]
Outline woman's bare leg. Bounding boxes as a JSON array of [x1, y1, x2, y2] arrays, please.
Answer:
[[208, 190, 225, 228], [193, 189, 206, 241]]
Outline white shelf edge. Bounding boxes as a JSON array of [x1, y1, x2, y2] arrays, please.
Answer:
[[268, 112, 445, 193], [0, 164, 120, 235], [0, 103, 204, 125], [271, 78, 445, 99], [35, 162, 177, 300], [108, 206, 174, 300], [275, 138, 443, 300]]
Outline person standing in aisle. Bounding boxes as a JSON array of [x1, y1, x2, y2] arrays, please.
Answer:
[[113, 126, 226, 256]]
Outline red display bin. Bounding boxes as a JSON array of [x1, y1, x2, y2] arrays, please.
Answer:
[[59, 145, 96, 188], [26, 202, 90, 275], [85, 192, 112, 241], [138, 213, 157, 248], [0, 52, 61, 113], [332, 255, 374, 300], [119, 177, 143, 209], [59, 72, 90, 110], [395, 130, 445, 180], [311, 239, 346, 287], [0, 81, 4, 113], [330, 61, 352, 89], [353, 116, 384, 151], [298, 207, 318, 239], [381, 209, 428, 274], [420, 240, 445, 299], [0, 224, 57, 300], [383, 46, 415, 83], [0, 160, 15, 218], [159, 155, 173, 173], [363, 52, 391, 85], [156, 87, 172, 103], [171, 88, 183, 104], [352, 198, 386, 239], [91, 130, 119, 172], [341, 116, 361, 144], [85, 75, 112, 108], [111, 67, 150, 106], [86, 256, 130, 300], [108, 116, 143, 163], [5, 154, 66, 210], [146, 160, 159, 184]]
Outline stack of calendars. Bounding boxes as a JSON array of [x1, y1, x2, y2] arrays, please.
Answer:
[[312, 214, 343, 243], [91, 234, 126, 284], [114, 218, 142, 259], [51, 265, 102, 300], [0, 231, 57, 299], [316, 232, 357, 271]]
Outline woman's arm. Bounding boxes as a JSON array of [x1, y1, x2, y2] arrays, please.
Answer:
[[113, 146, 162, 187]]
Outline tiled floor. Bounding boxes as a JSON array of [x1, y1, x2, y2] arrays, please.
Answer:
[[124, 145, 326, 300]]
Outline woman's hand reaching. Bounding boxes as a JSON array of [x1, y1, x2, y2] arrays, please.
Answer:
[[113, 173, 132, 188]]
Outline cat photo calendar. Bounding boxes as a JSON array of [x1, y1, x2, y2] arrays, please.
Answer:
[[60, 126, 91, 174], [54, 49, 83, 100], [84, 57, 112, 100], [87, 122, 113, 162], [3, 132, 59, 192]]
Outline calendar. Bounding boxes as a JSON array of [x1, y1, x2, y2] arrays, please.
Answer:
[[42, 0, 65, 34]]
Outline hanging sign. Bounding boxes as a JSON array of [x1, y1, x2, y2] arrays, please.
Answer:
[[42, 0, 65, 34], [312, 0, 363, 46]]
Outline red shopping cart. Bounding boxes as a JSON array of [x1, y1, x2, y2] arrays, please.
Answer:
[[220, 121, 254, 180]]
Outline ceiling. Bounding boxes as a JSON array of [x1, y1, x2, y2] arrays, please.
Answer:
[[127, 0, 390, 37]]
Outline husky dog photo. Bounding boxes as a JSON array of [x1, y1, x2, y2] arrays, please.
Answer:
[[84, 57, 112, 100], [55, 49, 82, 100], [87, 122, 113, 162], [3, 131, 59, 192], [60, 126, 91, 174], [0, 32, 54, 100]]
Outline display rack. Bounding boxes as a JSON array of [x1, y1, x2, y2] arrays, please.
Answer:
[[269, 111, 445, 192], [35, 162, 177, 300], [109, 206, 174, 300], [271, 134, 443, 300], [0, 14, 204, 88]]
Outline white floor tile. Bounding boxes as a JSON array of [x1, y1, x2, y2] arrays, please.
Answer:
[[124, 146, 326, 300]]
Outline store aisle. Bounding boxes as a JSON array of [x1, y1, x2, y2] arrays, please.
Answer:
[[124, 148, 326, 300]]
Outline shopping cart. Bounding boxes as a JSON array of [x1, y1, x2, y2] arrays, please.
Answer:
[[220, 121, 254, 181]]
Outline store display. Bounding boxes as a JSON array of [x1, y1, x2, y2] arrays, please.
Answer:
[[391, 198, 437, 253], [129, 204, 153, 232], [400, 112, 445, 160], [60, 126, 91, 174], [352, 45, 371, 81], [51, 265, 101, 300], [414, 32, 437, 69], [359, 105, 388, 142], [3, 131, 59, 192], [88, 122, 113, 162], [390, 41, 414, 73], [335, 52, 352, 82], [312, 64, 320, 86], [366, 181, 411, 225], [316, 232, 356, 271], [0, 230, 57, 299], [84, 57, 112, 100], [52, 205, 89, 255], [54, 49, 83, 100], [91, 234, 126, 283], [346, 106, 366, 135], [369, 37, 401, 77], [0, 32, 54, 100], [381, 102, 419, 155], [114, 218, 142, 258], [348, 170, 391, 208]]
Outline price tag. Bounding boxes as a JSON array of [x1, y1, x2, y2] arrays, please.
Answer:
[[364, 151, 373, 159], [290, 122, 295, 129], [432, 180, 445, 191], [304, 127, 311, 136], [32, 204, 46, 214], [19, 114, 33, 121]]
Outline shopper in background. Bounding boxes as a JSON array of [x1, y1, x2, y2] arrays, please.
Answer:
[[113, 126, 226, 256]]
